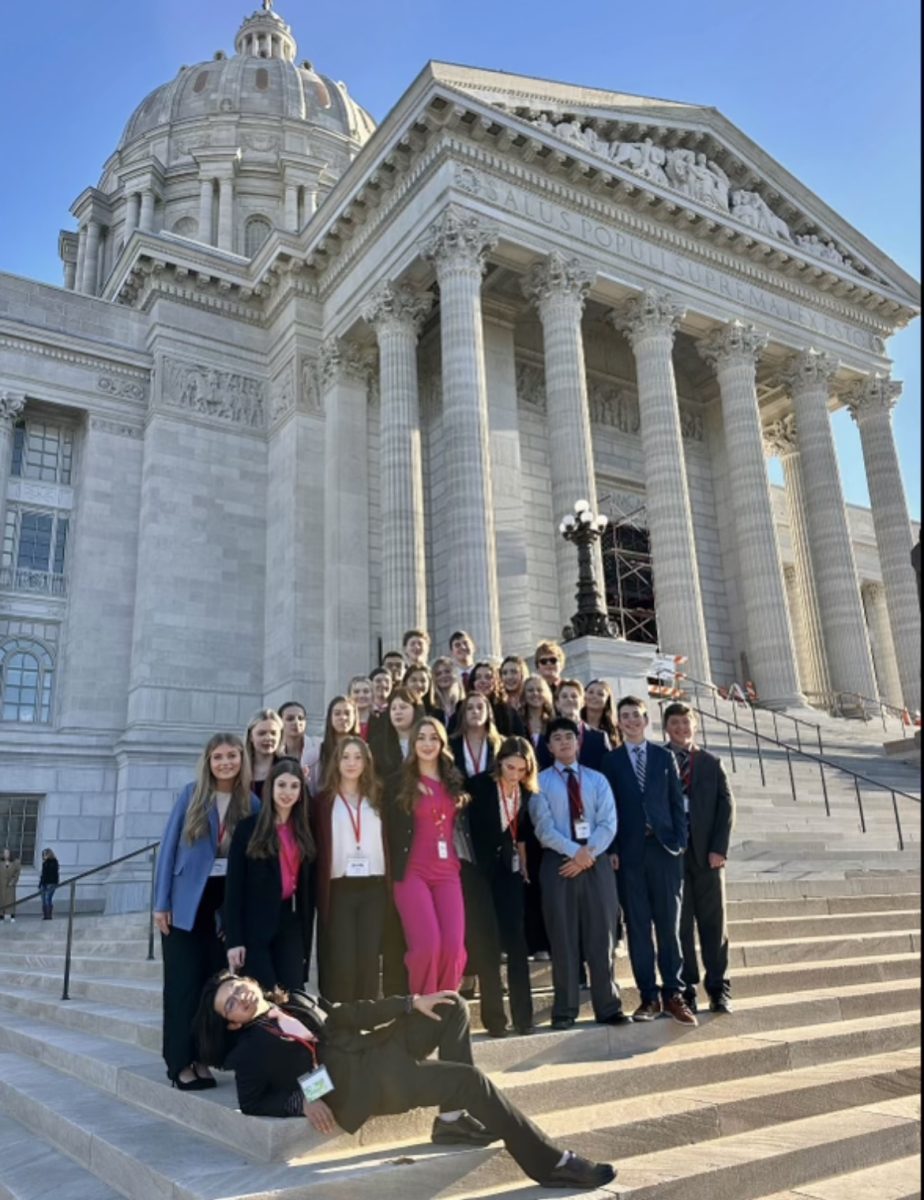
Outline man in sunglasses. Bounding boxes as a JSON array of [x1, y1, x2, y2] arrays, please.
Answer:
[[534, 640, 566, 696]]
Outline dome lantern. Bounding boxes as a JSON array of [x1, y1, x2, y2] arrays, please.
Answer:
[[234, 1, 297, 62]]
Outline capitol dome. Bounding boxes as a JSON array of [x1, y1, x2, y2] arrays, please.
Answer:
[[64, 3, 375, 294]]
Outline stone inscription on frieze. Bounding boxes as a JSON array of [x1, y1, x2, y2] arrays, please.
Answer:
[[454, 169, 884, 355], [161, 357, 266, 428]]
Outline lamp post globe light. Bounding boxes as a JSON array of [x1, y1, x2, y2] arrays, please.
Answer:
[[558, 499, 620, 641]]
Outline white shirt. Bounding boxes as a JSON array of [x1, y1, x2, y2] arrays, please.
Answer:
[[497, 783, 522, 835], [330, 795, 386, 879]]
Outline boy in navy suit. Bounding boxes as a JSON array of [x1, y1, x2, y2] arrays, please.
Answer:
[[600, 697, 697, 1026]]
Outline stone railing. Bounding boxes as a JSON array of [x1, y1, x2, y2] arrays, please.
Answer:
[[0, 566, 68, 597]]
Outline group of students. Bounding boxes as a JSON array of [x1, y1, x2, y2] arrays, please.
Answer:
[[153, 627, 735, 1096]]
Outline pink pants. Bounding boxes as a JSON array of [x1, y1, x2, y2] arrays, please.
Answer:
[[393, 872, 467, 994]]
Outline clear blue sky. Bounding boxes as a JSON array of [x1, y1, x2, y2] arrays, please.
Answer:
[[0, 0, 918, 517]]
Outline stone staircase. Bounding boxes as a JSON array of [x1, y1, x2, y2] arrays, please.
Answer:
[[0, 718, 919, 1200]]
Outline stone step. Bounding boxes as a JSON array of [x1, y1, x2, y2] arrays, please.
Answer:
[[0, 1110, 125, 1200], [758, 1155, 922, 1199]]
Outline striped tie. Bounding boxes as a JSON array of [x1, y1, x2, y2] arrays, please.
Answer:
[[632, 744, 646, 793]]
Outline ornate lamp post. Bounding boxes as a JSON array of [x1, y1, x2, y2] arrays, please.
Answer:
[[559, 500, 620, 641]]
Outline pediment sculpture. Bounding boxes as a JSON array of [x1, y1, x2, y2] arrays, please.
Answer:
[[529, 115, 857, 274]]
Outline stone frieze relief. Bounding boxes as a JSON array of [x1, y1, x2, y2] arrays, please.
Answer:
[[161, 357, 265, 428]]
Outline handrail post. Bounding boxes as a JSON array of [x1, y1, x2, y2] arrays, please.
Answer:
[[880, 704, 887, 735], [794, 720, 802, 753], [726, 723, 736, 772], [891, 790, 904, 851], [755, 727, 766, 787], [854, 778, 866, 833], [785, 747, 796, 803], [772, 711, 779, 742], [62, 881, 77, 1001], [147, 845, 158, 963], [818, 761, 830, 817]]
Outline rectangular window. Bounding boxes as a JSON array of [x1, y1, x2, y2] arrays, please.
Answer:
[[1, 509, 69, 576], [10, 420, 73, 485], [0, 795, 41, 867]]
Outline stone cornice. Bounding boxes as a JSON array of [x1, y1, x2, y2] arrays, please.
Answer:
[[117, 258, 265, 325], [0, 327, 150, 383]]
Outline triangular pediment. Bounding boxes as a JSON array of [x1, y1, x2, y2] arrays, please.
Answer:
[[420, 64, 919, 312]]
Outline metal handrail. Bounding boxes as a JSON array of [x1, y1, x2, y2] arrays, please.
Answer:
[[828, 690, 915, 736], [666, 698, 920, 851], [0, 841, 160, 999]]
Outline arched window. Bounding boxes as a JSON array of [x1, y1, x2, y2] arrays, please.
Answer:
[[244, 215, 272, 257], [172, 215, 198, 238], [0, 638, 55, 723]]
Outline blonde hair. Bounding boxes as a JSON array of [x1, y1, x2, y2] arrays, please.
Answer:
[[182, 733, 252, 844], [244, 708, 284, 776], [520, 674, 555, 724]]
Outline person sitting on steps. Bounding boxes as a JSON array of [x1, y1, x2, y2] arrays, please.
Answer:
[[195, 970, 617, 1191]]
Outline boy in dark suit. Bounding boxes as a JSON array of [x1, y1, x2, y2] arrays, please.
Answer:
[[663, 702, 735, 1013], [196, 972, 616, 1190], [600, 696, 697, 1026]]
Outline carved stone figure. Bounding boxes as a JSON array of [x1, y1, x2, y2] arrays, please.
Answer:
[[611, 137, 669, 187], [730, 190, 791, 241], [795, 233, 847, 267]]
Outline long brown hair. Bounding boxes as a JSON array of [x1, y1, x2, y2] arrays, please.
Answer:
[[245, 758, 315, 861], [457, 692, 502, 758], [320, 735, 382, 813], [319, 695, 359, 777], [182, 733, 252, 845], [398, 718, 469, 814], [491, 735, 540, 794]]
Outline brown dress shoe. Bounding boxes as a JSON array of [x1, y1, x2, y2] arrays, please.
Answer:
[[664, 994, 699, 1026], [632, 998, 662, 1021]]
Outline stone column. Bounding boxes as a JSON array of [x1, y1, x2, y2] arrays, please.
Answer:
[[125, 192, 141, 236], [362, 282, 432, 649], [844, 375, 921, 713], [699, 322, 801, 705], [198, 178, 213, 244], [217, 175, 235, 252], [862, 582, 903, 708], [782, 565, 810, 694], [63, 257, 77, 291], [75, 225, 88, 290], [421, 206, 501, 658], [523, 251, 604, 627], [139, 189, 156, 233], [0, 393, 26, 558], [610, 290, 711, 681], [81, 219, 102, 294], [319, 338, 373, 695], [284, 183, 299, 232], [763, 414, 832, 706], [780, 350, 877, 701]]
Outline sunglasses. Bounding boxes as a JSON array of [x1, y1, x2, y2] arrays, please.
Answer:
[[538, 657, 559, 666]]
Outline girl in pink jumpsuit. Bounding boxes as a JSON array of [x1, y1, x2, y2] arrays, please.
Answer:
[[389, 719, 470, 994]]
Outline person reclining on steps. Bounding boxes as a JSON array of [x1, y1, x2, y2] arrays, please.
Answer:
[[195, 970, 616, 1190]]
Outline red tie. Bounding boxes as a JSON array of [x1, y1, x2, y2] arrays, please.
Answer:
[[565, 767, 583, 824]]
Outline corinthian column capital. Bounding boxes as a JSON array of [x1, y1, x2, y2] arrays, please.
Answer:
[[317, 336, 375, 392], [522, 250, 595, 310], [362, 282, 433, 337], [762, 412, 799, 460], [420, 205, 498, 276], [0, 391, 26, 424], [842, 373, 902, 425], [779, 347, 838, 396], [610, 288, 685, 347], [698, 320, 768, 369]]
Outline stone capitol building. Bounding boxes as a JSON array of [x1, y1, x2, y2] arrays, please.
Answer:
[[0, 2, 919, 881]]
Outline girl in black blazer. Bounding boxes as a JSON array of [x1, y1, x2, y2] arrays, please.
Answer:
[[466, 736, 539, 1036], [224, 758, 316, 992], [468, 661, 528, 737], [450, 692, 502, 780]]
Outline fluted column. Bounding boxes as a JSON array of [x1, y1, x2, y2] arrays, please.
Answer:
[[320, 338, 373, 694], [139, 190, 156, 233], [523, 251, 604, 626], [699, 322, 801, 704], [75, 225, 88, 291], [284, 183, 299, 232], [198, 179, 213, 245], [610, 290, 711, 680], [217, 176, 235, 252], [862, 582, 903, 708], [363, 282, 433, 648], [844, 375, 920, 712], [0, 392, 26, 556], [81, 219, 102, 294], [780, 350, 877, 701], [763, 414, 831, 706], [421, 206, 501, 658], [125, 193, 141, 236]]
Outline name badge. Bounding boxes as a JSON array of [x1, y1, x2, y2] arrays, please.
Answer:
[[510, 851, 520, 875], [209, 858, 228, 878], [346, 856, 371, 878], [437, 839, 449, 860], [573, 820, 591, 841], [298, 1065, 335, 1103]]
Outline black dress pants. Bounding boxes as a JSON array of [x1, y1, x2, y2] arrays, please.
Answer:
[[161, 877, 226, 1077], [374, 996, 561, 1183], [245, 902, 307, 992], [320, 877, 386, 1002], [680, 855, 730, 999], [473, 864, 532, 1031]]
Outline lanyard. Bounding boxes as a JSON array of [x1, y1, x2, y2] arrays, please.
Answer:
[[337, 793, 363, 849], [259, 1014, 318, 1069], [498, 783, 520, 841], [464, 735, 487, 774]]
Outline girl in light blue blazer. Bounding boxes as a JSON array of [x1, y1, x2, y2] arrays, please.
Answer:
[[153, 732, 259, 1089]]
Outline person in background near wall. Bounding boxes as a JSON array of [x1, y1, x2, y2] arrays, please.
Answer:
[[530, 718, 629, 1030], [582, 679, 619, 745], [403, 628, 431, 669], [370, 667, 393, 715], [382, 650, 406, 687], [500, 654, 530, 714], [0, 847, 21, 922], [313, 736, 387, 1003], [600, 697, 696, 1026], [449, 630, 477, 689], [468, 661, 527, 737], [279, 701, 322, 783], [153, 732, 258, 1089], [244, 708, 285, 802], [555, 679, 611, 770], [663, 702, 735, 1014], [403, 664, 436, 717], [387, 718, 471, 996], [534, 640, 566, 697], [520, 675, 555, 771], [347, 676, 375, 741], [39, 848, 60, 920], [431, 656, 465, 730], [450, 692, 502, 781], [224, 757, 316, 993], [313, 696, 359, 795], [467, 737, 539, 1036]]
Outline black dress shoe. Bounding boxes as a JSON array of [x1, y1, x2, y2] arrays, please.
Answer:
[[540, 1153, 617, 1189], [550, 1017, 574, 1031], [597, 1010, 632, 1026], [485, 1025, 509, 1039], [431, 1113, 498, 1146], [514, 1024, 536, 1036], [682, 988, 699, 1014], [709, 995, 733, 1014]]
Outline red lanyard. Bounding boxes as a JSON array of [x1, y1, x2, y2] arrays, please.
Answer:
[[338, 794, 363, 849], [498, 783, 520, 841], [464, 735, 487, 774], [259, 1014, 318, 1069]]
